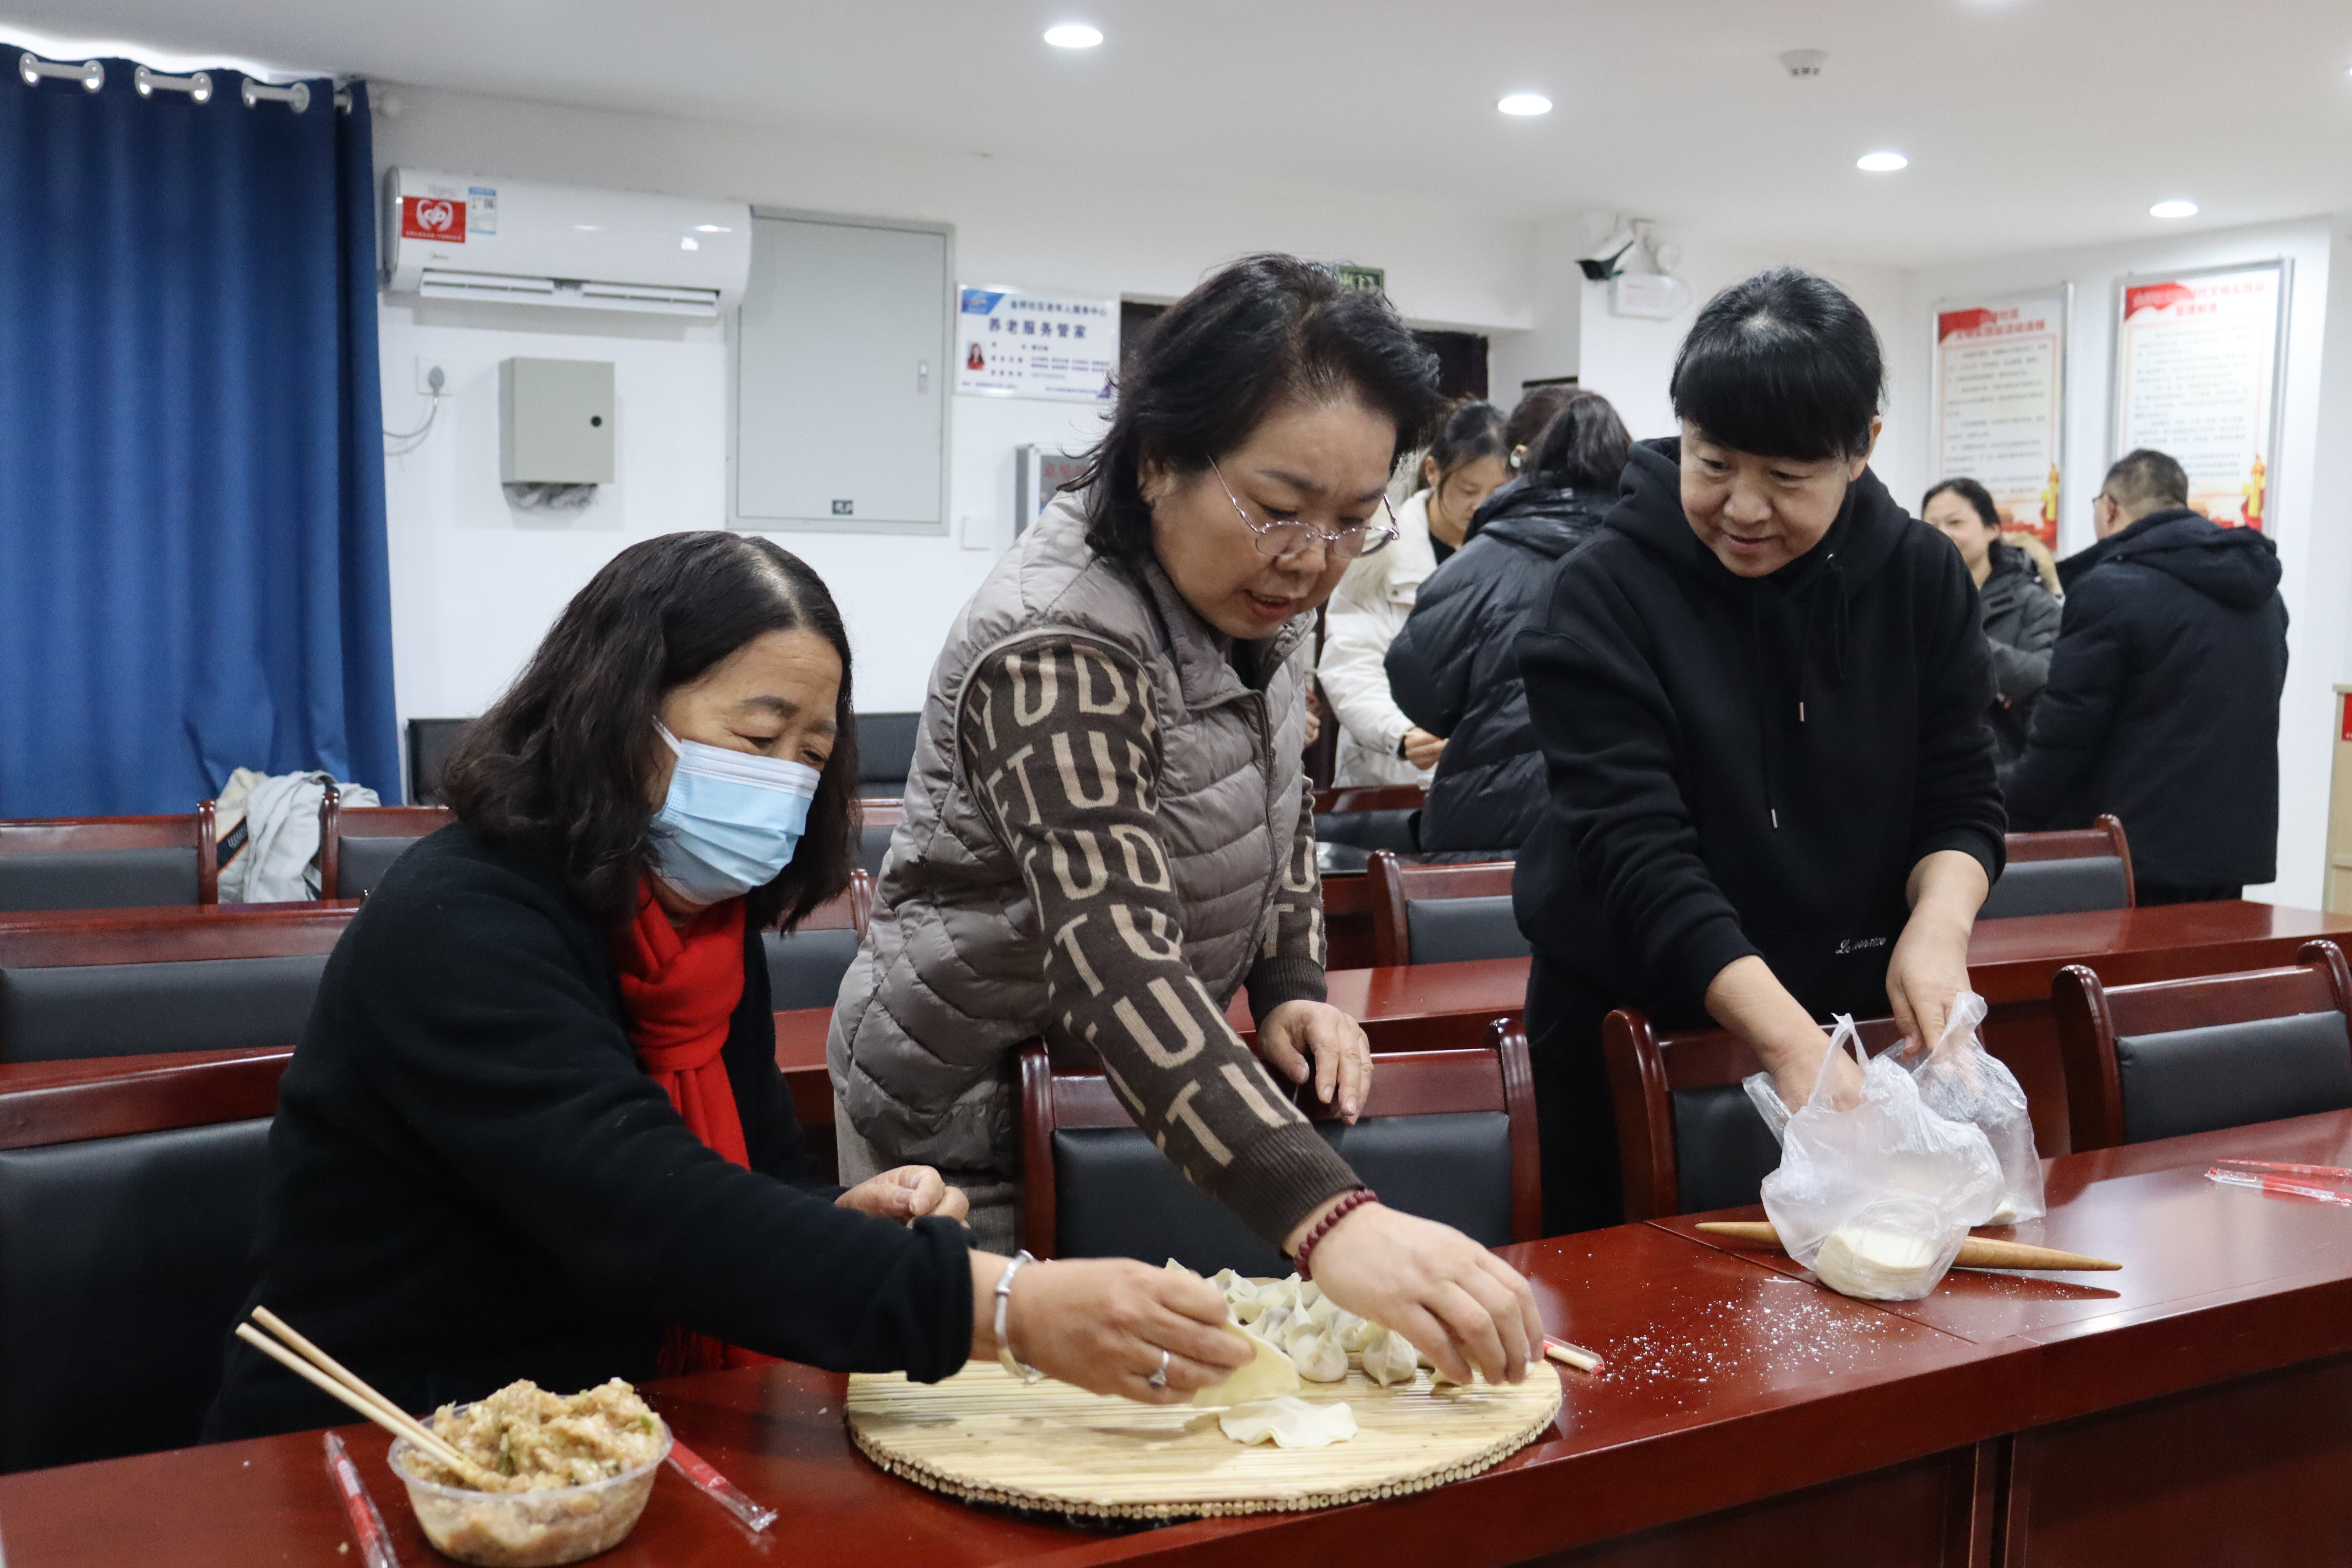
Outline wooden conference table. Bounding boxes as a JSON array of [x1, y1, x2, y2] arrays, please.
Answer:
[[8, 1109, 2346, 1567]]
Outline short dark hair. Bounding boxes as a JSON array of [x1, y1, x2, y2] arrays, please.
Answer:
[[441, 532, 860, 931], [1523, 389, 1633, 493], [1503, 385, 1576, 468], [1923, 477, 2001, 531], [1671, 267, 1882, 461], [1080, 255, 1443, 561], [2103, 448, 2189, 511], [1421, 397, 1507, 488]]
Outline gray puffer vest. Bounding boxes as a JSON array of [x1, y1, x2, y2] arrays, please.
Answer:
[[827, 496, 1312, 1181]]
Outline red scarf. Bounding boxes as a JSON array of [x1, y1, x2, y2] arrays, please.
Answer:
[[609, 879, 771, 1375]]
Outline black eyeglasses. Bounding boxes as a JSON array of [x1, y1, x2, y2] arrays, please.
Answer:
[[1210, 459, 1400, 563]]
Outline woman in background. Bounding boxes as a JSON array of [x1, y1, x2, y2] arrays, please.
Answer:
[[1317, 399, 1508, 786], [1922, 477, 2062, 761], [1388, 390, 1632, 853]]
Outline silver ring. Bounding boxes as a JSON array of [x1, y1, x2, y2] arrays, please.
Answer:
[[1146, 1348, 1170, 1388]]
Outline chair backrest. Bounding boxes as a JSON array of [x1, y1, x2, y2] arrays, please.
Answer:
[[1981, 814, 2136, 920], [856, 799, 903, 878], [1602, 1007, 1911, 1220], [0, 810, 218, 912], [2051, 939, 2352, 1152], [1312, 785, 1427, 815], [759, 871, 873, 1011], [0, 1046, 289, 1472], [856, 712, 922, 799], [1019, 1016, 1539, 1274], [1367, 850, 1527, 967], [405, 718, 473, 806], [318, 797, 455, 900], [0, 906, 352, 1063]]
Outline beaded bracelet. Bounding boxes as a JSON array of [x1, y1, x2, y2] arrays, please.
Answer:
[[994, 1250, 1045, 1383], [1294, 1188, 1379, 1281]]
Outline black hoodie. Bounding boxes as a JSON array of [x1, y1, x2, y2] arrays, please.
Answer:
[[1514, 438, 2006, 1025], [2004, 507, 2288, 887], [1386, 479, 1610, 852]]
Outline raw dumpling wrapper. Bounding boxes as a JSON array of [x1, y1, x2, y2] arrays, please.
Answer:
[[1218, 1397, 1357, 1449], [1191, 1324, 1301, 1408]]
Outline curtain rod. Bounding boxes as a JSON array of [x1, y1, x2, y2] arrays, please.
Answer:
[[16, 49, 352, 111]]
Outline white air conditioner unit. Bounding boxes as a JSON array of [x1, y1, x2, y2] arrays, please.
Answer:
[[382, 169, 752, 318]]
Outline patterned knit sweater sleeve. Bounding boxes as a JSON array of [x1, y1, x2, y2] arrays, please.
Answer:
[[959, 633, 1360, 1247]]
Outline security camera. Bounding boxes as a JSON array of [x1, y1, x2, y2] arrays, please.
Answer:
[[1578, 224, 1641, 282]]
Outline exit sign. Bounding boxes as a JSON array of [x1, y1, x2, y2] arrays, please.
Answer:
[[1331, 264, 1385, 296]]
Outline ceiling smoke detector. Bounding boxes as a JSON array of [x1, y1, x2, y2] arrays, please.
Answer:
[[1780, 49, 1828, 79]]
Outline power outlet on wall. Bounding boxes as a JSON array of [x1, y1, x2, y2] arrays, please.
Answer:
[[414, 358, 450, 397]]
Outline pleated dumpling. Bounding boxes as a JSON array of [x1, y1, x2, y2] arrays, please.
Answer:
[[1361, 1328, 1422, 1387], [1283, 1319, 1349, 1383]]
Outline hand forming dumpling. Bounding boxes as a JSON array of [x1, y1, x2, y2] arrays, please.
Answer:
[[1191, 1324, 1301, 1408]]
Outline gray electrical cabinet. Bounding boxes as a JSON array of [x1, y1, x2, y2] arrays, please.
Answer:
[[499, 358, 615, 484], [732, 211, 951, 534]]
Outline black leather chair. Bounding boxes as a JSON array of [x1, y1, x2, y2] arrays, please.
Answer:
[[1019, 1019, 1539, 1275], [318, 797, 453, 900], [406, 718, 472, 806], [856, 712, 921, 801], [856, 800, 902, 878], [1980, 815, 2136, 920], [2053, 940, 2352, 1151], [1603, 1008, 1911, 1219], [760, 873, 871, 1012], [1312, 784, 1423, 857], [0, 1050, 285, 1472], [0, 812, 218, 912], [1367, 850, 1530, 967]]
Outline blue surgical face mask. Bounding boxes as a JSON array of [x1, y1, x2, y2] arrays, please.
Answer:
[[648, 722, 823, 906]]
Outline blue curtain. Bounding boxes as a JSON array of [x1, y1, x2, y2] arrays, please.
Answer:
[[0, 60, 397, 817]]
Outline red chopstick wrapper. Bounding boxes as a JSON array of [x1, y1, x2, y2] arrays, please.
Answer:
[[2206, 1166, 2352, 1207], [324, 1431, 401, 1568], [2212, 1156, 2352, 1182], [667, 1437, 778, 1531]]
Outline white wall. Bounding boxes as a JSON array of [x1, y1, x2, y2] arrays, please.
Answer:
[[1894, 217, 2347, 906], [370, 86, 1539, 737]]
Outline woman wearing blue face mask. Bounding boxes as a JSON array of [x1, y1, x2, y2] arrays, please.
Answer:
[[207, 531, 1247, 1441]]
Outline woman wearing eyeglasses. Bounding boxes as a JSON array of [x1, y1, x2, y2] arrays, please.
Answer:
[[828, 255, 1543, 1389]]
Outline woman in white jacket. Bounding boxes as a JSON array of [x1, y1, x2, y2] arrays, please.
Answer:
[[1317, 399, 1508, 786]]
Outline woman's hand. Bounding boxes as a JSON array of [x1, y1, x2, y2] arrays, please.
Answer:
[[1289, 1202, 1542, 1387], [972, 1255, 1250, 1403], [1890, 849, 1991, 1057], [836, 1165, 971, 1227], [1702, 955, 1859, 1112], [1401, 727, 1446, 771], [1257, 1001, 1372, 1122]]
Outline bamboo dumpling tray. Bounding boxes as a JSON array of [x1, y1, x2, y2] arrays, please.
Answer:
[[846, 1359, 1563, 1520]]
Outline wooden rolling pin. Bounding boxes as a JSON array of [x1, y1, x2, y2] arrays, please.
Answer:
[[1695, 1221, 2120, 1272]]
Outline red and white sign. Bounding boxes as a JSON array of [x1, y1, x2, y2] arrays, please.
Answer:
[[2115, 263, 2284, 530], [1932, 289, 2067, 547], [400, 196, 465, 243]]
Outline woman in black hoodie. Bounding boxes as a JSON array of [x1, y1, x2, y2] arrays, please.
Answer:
[[1387, 390, 1632, 852], [1513, 269, 2007, 1232]]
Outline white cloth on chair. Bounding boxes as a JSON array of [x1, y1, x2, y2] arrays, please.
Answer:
[[216, 771, 379, 903]]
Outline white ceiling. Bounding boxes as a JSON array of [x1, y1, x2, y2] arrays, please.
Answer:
[[7, 0, 2352, 267]]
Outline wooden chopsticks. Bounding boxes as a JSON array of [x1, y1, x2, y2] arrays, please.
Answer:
[[236, 1306, 502, 1489]]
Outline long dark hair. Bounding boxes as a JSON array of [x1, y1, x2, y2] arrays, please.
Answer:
[[1418, 397, 1506, 491], [1080, 255, 1442, 562], [1502, 385, 1575, 471], [441, 532, 860, 931], [1671, 267, 1882, 461], [1923, 477, 2000, 530], [1523, 389, 1633, 493]]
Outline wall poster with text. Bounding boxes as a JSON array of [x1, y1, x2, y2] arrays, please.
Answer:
[[2112, 261, 2287, 529], [1933, 289, 2068, 546], [955, 287, 1119, 403]]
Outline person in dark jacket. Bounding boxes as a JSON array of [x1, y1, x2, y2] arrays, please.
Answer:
[[1514, 269, 2007, 1233], [1387, 390, 1632, 852], [2004, 448, 2288, 902], [1923, 477, 2063, 760], [207, 532, 1246, 1441]]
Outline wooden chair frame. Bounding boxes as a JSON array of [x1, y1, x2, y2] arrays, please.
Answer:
[[0, 811, 220, 906], [316, 792, 456, 899], [0, 904, 355, 970], [2049, 938, 2352, 1153], [1365, 849, 1516, 967], [1312, 784, 1426, 816], [2003, 813, 2136, 907], [1018, 1015, 1540, 1259], [1601, 1007, 1909, 1221], [0, 1047, 289, 1152]]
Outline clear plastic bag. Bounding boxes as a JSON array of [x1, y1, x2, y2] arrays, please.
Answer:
[[1743, 1017, 2004, 1301], [1904, 989, 2045, 1224]]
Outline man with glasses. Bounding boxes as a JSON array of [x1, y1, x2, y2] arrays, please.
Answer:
[[2004, 448, 2289, 904]]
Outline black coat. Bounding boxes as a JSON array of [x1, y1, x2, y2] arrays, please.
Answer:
[[1515, 439, 2007, 1025], [1386, 480, 1609, 852], [206, 825, 972, 1441], [2003, 508, 2288, 887], [1978, 543, 2063, 761]]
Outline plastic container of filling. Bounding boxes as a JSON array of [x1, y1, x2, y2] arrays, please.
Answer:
[[388, 1419, 671, 1568]]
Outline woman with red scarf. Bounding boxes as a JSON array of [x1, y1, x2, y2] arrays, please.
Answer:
[[208, 532, 1243, 1441]]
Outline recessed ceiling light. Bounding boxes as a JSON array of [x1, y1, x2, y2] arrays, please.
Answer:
[[2150, 199, 2198, 219], [1043, 23, 1102, 48], [1497, 92, 1552, 116], [1856, 151, 1908, 172]]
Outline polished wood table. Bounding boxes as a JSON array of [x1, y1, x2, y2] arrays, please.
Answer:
[[9, 1111, 2349, 1567]]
